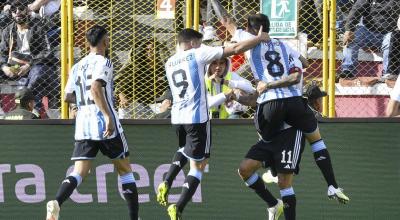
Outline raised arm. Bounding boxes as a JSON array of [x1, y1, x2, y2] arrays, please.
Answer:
[[210, 0, 237, 36], [28, 0, 50, 12], [222, 26, 269, 57]]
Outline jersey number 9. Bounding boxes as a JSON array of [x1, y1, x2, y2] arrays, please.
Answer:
[[172, 69, 189, 98]]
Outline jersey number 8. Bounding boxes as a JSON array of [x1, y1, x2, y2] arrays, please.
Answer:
[[265, 51, 285, 77], [172, 69, 189, 98]]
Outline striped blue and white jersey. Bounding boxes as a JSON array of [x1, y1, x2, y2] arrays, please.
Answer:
[[232, 29, 303, 104], [65, 53, 123, 140], [165, 45, 223, 124]]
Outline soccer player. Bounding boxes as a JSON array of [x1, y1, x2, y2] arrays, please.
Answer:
[[210, 0, 349, 204], [239, 126, 305, 220], [157, 28, 269, 220], [45, 25, 138, 220]]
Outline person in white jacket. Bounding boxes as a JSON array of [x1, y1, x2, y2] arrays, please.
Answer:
[[206, 56, 255, 119]]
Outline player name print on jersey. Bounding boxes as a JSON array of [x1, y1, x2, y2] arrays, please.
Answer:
[[165, 45, 223, 124], [65, 53, 123, 140]]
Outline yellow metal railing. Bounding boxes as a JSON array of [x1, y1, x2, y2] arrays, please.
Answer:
[[322, 0, 329, 116], [328, 0, 337, 118], [57, 0, 338, 119], [60, 0, 68, 119], [186, 0, 192, 28]]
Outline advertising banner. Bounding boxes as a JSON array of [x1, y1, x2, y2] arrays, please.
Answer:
[[1, 123, 400, 219]]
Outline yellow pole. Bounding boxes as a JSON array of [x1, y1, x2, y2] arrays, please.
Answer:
[[109, 0, 113, 61], [328, 0, 337, 117], [67, 0, 73, 70], [322, 0, 329, 116], [193, 0, 199, 31], [153, 1, 157, 103], [185, 0, 192, 28], [60, 0, 68, 119]]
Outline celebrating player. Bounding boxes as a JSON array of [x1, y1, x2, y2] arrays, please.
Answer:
[[45, 25, 139, 220], [239, 125, 305, 220], [157, 27, 269, 220], [210, 0, 349, 206]]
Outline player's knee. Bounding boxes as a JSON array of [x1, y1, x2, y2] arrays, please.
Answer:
[[238, 164, 252, 180], [114, 159, 133, 175], [304, 128, 322, 143], [117, 165, 132, 176], [277, 174, 293, 189]]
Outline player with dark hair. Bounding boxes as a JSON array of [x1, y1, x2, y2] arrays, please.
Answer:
[[45, 25, 139, 220], [210, 0, 349, 202], [158, 27, 269, 220]]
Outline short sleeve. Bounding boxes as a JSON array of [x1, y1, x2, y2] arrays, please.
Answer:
[[92, 58, 112, 85], [390, 77, 400, 102], [196, 45, 223, 64], [231, 29, 255, 42], [64, 65, 75, 94]]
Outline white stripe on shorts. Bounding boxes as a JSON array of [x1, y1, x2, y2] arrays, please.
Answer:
[[291, 130, 302, 169], [205, 121, 211, 154]]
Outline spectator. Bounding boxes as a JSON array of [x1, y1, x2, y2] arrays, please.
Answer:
[[340, 0, 400, 79], [153, 89, 172, 119], [28, 0, 61, 49], [313, 0, 354, 34], [115, 39, 169, 119], [28, 0, 60, 17], [304, 83, 327, 118], [0, 0, 12, 32], [0, 0, 58, 111], [205, 56, 255, 119], [3, 88, 39, 119]]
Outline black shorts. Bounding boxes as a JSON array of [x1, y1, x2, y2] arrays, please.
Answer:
[[245, 127, 305, 175], [71, 133, 130, 160], [255, 96, 317, 142], [175, 121, 211, 161]]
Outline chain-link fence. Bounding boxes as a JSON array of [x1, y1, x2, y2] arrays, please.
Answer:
[[201, 0, 324, 118], [71, 0, 184, 119], [0, 0, 61, 119], [2, 0, 398, 119], [203, 0, 400, 118], [334, 0, 400, 117]]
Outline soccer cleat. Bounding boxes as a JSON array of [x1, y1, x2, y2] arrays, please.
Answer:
[[157, 181, 170, 206], [167, 204, 182, 220], [46, 200, 60, 220], [327, 185, 350, 204], [262, 170, 278, 184], [268, 199, 283, 220]]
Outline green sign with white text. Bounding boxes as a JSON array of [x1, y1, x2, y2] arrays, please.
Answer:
[[261, 0, 298, 38]]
